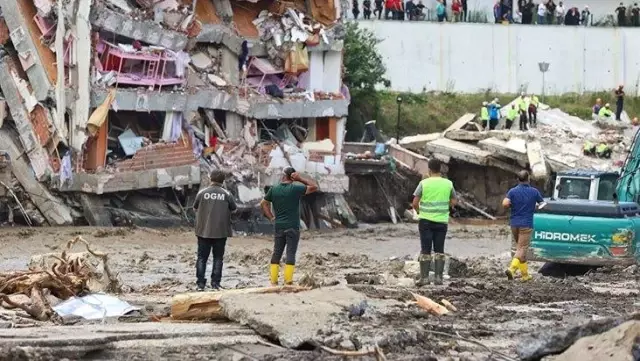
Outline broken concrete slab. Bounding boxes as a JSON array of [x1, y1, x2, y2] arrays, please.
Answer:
[[219, 286, 367, 348], [79, 194, 113, 227], [191, 52, 213, 71], [90, 2, 189, 51], [444, 129, 492, 141], [478, 137, 528, 166], [516, 313, 640, 361], [526, 140, 549, 180], [52, 165, 201, 194], [0, 128, 73, 226], [425, 138, 491, 166], [389, 144, 430, 176], [443, 113, 476, 133], [0, 60, 53, 180], [398, 133, 441, 151], [197, 24, 267, 56], [1, 1, 53, 100], [553, 320, 640, 361]]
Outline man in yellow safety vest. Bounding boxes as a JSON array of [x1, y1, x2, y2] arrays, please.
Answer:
[[528, 94, 539, 127], [411, 159, 457, 286], [506, 104, 518, 130], [480, 101, 490, 130]]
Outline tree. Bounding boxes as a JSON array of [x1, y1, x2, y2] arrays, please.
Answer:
[[343, 22, 390, 140]]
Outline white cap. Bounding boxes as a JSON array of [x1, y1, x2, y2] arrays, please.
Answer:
[[482, 101, 488, 106]]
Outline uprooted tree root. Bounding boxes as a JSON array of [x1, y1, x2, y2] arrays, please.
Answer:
[[0, 236, 121, 322]]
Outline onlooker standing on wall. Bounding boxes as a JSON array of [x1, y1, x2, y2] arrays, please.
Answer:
[[461, 0, 468, 21], [632, 3, 640, 26], [545, 0, 557, 24], [436, 0, 446, 22], [374, 0, 384, 19], [503, 171, 545, 282], [363, 0, 372, 19], [352, 0, 360, 19], [193, 170, 237, 291], [537, 2, 546, 24], [521, 0, 535, 24], [565, 7, 580, 25], [412, 159, 457, 286], [494, 0, 503, 23], [616, 2, 627, 26], [615, 85, 625, 121], [452, 0, 462, 22], [555, 1, 565, 24], [581, 5, 591, 25], [405, 0, 415, 19]]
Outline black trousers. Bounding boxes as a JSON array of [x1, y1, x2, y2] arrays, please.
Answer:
[[519, 112, 528, 130], [375, 7, 383, 19], [489, 119, 498, 130], [419, 219, 448, 254], [528, 107, 537, 125], [270, 228, 301, 265], [505, 119, 513, 129], [196, 237, 227, 286], [616, 100, 623, 121]]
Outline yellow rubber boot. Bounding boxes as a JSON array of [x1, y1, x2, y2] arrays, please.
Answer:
[[269, 264, 279, 286], [284, 264, 295, 285], [505, 258, 520, 280], [519, 262, 533, 281]]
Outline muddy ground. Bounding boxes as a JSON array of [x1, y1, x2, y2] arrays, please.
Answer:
[[1, 222, 638, 360]]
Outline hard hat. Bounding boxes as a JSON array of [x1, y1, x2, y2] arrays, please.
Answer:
[[482, 101, 488, 105], [605, 103, 610, 107], [491, 100, 497, 104]]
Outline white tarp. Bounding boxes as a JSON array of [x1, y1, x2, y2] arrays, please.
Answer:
[[53, 294, 139, 320]]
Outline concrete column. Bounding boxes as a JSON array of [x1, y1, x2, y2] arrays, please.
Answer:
[[306, 118, 317, 141], [225, 112, 244, 139], [220, 47, 240, 86], [309, 52, 324, 91], [323, 51, 342, 93], [335, 117, 346, 157], [71, 0, 93, 151]]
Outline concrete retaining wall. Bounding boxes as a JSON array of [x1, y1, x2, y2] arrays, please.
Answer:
[[358, 21, 640, 95]]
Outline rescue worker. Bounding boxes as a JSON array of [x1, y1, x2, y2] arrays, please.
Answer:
[[517, 92, 528, 130], [528, 94, 539, 127], [506, 104, 518, 130], [598, 103, 613, 119], [480, 101, 490, 130], [503, 170, 544, 282], [0, 152, 14, 226], [261, 167, 318, 286], [583, 141, 596, 156], [193, 170, 237, 291], [615, 85, 625, 121], [488, 100, 501, 130], [596, 143, 612, 159], [592, 98, 602, 116], [411, 159, 457, 286]]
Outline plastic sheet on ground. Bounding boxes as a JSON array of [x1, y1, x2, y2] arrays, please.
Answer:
[[53, 294, 139, 320]]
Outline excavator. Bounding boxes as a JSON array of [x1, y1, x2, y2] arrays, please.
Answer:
[[526, 129, 640, 267]]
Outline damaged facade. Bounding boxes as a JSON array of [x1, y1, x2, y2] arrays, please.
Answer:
[[0, 0, 351, 229]]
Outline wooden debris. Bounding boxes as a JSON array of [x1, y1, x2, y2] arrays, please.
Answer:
[[171, 285, 311, 320], [412, 293, 449, 316], [441, 299, 457, 312], [0, 236, 119, 322]]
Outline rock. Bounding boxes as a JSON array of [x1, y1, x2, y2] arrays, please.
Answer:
[[517, 313, 640, 361], [208, 74, 227, 87], [191, 52, 213, 71], [403, 261, 419, 277], [553, 320, 640, 361], [339, 339, 356, 350]]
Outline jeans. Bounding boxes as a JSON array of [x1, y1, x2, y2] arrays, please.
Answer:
[[270, 228, 301, 265], [537, 14, 544, 24], [616, 101, 623, 121], [196, 237, 227, 286], [418, 219, 448, 254]]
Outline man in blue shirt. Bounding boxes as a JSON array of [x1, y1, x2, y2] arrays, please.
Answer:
[[502, 170, 544, 281]]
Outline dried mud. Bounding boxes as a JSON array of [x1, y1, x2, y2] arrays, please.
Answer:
[[0, 224, 637, 360]]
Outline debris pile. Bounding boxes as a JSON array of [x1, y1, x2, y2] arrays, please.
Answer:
[[0, 236, 119, 322]]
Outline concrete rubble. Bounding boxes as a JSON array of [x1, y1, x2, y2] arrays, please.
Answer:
[[0, 0, 353, 230]]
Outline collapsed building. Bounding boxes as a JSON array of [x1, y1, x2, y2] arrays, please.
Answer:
[[0, 0, 353, 229]]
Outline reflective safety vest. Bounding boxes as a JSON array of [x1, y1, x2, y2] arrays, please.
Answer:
[[583, 141, 594, 151], [596, 143, 609, 154], [507, 108, 518, 120], [531, 96, 539, 107], [418, 177, 454, 223], [599, 107, 612, 117], [480, 107, 489, 120], [517, 97, 527, 111]]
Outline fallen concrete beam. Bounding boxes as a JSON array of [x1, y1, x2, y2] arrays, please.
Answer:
[[399, 133, 441, 151], [527, 140, 549, 180], [486, 156, 524, 174], [90, 3, 189, 51], [425, 138, 491, 166], [389, 144, 429, 175], [51, 164, 201, 194], [443, 113, 476, 133], [545, 154, 576, 172], [2, 1, 53, 100], [197, 24, 267, 56], [444, 129, 491, 141], [220, 286, 368, 348], [478, 137, 528, 166], [79, 194, 113, 226], [0, 128, 73, 226], [88, 88, 350, 119], [0, 60, 52, 180]]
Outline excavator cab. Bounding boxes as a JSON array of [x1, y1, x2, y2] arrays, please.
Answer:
[[553, 170, 619, 201]]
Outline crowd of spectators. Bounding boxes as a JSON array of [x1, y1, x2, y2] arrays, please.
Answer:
[[350, 0, 640, 26]]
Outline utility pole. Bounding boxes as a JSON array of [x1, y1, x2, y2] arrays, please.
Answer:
[[395, 96, 402, 143]]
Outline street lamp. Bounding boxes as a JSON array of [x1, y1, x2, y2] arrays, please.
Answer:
[[396, 96, 402, 143], [538, 62, 550, 103]]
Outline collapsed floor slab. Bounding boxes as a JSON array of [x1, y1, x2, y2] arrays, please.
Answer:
[[478, 137, 528, 166], [219, 285, 367, 349], [0, 128, 72, 226], [426, 138, 491, 166]]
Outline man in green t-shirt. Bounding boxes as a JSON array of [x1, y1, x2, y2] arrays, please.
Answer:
[[260, 167, 318, 286]]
